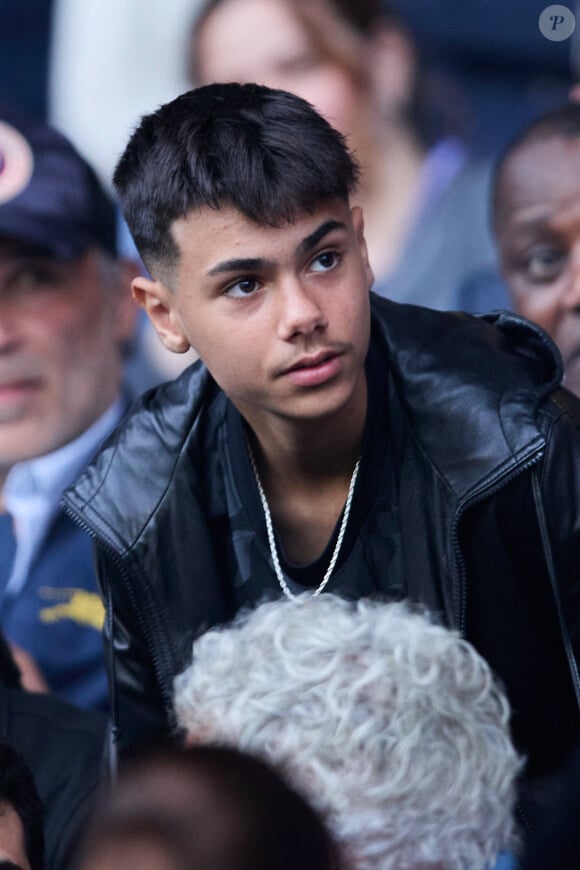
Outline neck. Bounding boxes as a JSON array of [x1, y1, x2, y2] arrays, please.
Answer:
[[242, 374, 367, 490], [243, 377, 367, 569]]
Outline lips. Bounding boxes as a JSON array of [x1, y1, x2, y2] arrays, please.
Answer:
[[283, 350, 340, 375], [281, 350, 344, 388], [0, 378, 41, 398], [0, 376, 39, 388]]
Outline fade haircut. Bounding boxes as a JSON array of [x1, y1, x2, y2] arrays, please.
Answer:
[[174, 595, 522, 870], [492, 101, 580, 229], [113, 83, 360, 282]]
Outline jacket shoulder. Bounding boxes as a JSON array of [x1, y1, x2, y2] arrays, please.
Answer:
[[370, 297, 564, 497], [370, 294, 563, 396], [63, 361, 221, 551]]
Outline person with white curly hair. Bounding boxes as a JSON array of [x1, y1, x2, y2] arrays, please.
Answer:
[[174, 595, 521, 870]]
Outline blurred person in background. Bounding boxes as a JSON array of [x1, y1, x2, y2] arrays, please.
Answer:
[[47, 0, 203, 384], [78, 744, 341, 870], [0, 630, 105, 870], [0, 742, 43, 870], [0, 110, 138, 710], [492, 103, 580, 397], [175, 595, 521, 870], [48, 0, 201, 193], [189, 0, 502, 312]]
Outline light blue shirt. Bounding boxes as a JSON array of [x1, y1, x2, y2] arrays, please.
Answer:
[[3, 399, 125, 600]]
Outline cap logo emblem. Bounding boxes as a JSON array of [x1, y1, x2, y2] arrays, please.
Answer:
[[0, 121, 34, 205]]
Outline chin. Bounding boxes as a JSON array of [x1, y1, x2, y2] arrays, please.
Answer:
[[288, 387, 361, 422]]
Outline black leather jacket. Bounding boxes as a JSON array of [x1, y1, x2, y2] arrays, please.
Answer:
[[63, 297, 580, 802]]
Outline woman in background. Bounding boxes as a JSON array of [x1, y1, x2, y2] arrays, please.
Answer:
[[189, 0, 502, 311]]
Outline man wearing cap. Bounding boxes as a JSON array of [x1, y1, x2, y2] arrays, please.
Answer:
[[0, 111, 137, 710]]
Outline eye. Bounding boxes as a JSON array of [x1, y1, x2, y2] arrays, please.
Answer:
[[309, 250, 340, 273], [223, 277, 261, 299], [522, 246, 566, 283], [4, 262, 71, 301], [12, 265, 56, 290]]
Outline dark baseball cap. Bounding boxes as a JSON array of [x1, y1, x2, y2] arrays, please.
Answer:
[[0, 110, 117, 258]]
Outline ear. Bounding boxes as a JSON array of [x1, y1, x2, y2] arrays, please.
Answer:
[[112, 257, 141, 344], [351, 206, 374, 291], [132, 274, 191, 354]]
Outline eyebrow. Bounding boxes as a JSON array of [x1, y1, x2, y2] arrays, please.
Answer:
[[207, 256, 272, 277], [206, 219, 347, 277], [297, 219, 347, 255], [506, 214, 556, 238]]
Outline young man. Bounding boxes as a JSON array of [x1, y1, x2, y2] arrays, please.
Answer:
[[64, 84, 580, 822], [492, 102, 580, 397]]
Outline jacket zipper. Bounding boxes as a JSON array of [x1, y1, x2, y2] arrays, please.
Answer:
[[451, 449, 544, 635], [61, 503, 176, 738], [452, 447, 553, 840]]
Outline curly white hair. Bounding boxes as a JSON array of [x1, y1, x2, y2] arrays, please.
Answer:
[[174, 595, 521, 870]]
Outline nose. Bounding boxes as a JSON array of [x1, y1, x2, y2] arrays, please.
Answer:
[[276, 277, 328, 342]]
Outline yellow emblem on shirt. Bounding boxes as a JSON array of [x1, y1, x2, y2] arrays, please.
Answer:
[[39, 588, 105, 631]]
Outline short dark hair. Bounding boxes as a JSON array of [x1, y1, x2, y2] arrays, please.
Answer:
[[492, 101, 580, 228], [0, 743, 44, 870], [113, 82, 360, 280]]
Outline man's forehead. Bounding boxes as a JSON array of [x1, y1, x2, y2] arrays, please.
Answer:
[[496, 136, 580, 228], [500, 137, 580, 203]]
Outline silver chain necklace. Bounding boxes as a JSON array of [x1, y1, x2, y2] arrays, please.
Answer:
[[246, 440, 361, 601]]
